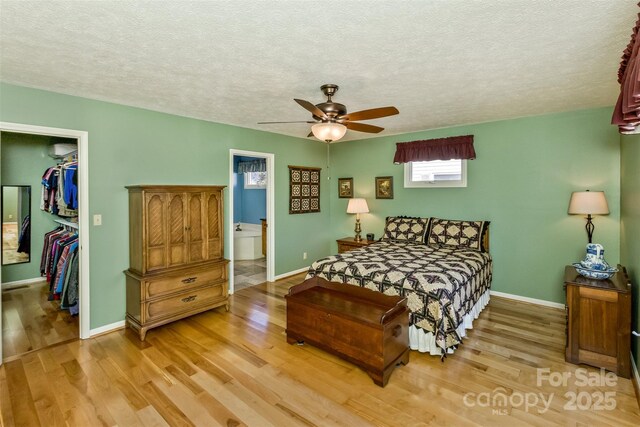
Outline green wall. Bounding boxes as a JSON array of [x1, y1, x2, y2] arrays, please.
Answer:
[[1, 133, 58, 281], [620, 133, 640, 373], [329, 107, 621, 304], [1, 186, 17, 222], [0, 83, 330, 329]]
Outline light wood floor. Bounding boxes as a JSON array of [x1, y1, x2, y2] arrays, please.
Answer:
[[1, 273, 639, 426], [2, 280, 79, 359]]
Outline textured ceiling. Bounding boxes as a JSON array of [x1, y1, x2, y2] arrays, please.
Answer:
[[0, 1, 636, 141]]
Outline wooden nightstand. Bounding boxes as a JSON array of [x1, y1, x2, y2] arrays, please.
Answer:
[[336, 237, 375, 254], [564, 265, 632, 378]]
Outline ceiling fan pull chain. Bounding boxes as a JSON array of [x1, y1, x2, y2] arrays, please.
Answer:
[[326, 144, 331, 178]]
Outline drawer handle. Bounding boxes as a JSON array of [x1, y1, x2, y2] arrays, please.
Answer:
[[181, 295, 197, 303], [392, 325, 402, 337], [181, 277, 197, 284]]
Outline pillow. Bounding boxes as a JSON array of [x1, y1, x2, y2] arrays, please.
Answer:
[[382, 216, 430, 244], [427, 218, 490, 252]]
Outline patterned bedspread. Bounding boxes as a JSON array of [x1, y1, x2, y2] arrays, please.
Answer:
[[305, 240, 492, 353]]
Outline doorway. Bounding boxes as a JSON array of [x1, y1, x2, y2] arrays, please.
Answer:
[[228, 150, 275, 293], [0, 122, 90, 365]]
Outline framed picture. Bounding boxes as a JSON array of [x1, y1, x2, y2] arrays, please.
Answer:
[[375, 176, 393, 199], [338, 177, 353, 198]]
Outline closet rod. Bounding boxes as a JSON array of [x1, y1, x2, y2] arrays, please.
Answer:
[[54, 218, 79, 230]]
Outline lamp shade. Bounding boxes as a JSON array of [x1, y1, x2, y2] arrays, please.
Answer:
[[311, 122, 347, 143], [568, 191, 609, 215], [347, 198, 369, 214]]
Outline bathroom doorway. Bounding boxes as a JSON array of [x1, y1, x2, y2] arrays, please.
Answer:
[[228, 150, 274, 294]]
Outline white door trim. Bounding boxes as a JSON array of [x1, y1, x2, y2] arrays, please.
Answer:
[[228, 149, 275, 294], [0, 121, 91, 365]]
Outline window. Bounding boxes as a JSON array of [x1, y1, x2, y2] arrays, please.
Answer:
[[404, 159, 467, 188], [244, 171, 267, 189]]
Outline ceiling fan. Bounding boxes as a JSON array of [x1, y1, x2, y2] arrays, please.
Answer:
[[258, 84, 399, 143]]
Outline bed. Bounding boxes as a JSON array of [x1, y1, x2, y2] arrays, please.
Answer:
[[305, 216, 492, 356]]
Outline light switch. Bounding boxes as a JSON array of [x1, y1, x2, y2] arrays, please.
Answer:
[[93, 214, 102, 226]]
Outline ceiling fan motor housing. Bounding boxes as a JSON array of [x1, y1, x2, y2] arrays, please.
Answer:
[[314, 102, 347, 121], [313, 84, 347, 121]]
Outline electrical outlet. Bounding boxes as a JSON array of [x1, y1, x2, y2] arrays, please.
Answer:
[[93, 214, 102, 226], [303, 252, 308, 260]]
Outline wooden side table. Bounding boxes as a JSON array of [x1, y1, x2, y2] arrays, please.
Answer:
[[336, 237, 375, 254], [564, 265, 631, 378]]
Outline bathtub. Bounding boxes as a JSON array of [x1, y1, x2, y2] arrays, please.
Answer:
[[233, 223, 263, 260]]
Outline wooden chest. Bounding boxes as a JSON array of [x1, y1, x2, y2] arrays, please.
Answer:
[[285, 277, 410, 387]]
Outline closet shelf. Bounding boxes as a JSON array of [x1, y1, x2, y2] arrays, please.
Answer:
[[54, 218, 79, 230]]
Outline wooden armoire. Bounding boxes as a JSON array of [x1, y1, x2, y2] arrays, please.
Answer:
[[124, 185, 229, 340]]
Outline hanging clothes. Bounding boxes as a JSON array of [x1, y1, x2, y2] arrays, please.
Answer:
[[39, 155, 80, 315], [41, 227, 63, 274], [40, 161, 78, 217], [63, 163, 78, 210], [61, 251, 79, 315], [40, 226, 79, 314]]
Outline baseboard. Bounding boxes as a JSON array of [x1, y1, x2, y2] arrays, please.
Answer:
[[490, 290, 565, 309], [1, 277, 46, 290], [632, 352, 640, 411], [89, 320, 126, 337], [274, 266, 309, 281]]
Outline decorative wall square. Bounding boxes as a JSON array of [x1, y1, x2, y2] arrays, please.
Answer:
[[289, 165, 321, 214]]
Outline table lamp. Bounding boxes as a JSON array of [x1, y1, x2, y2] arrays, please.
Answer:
[[347, 198, 369, 242], [568, 190, 609, 243]]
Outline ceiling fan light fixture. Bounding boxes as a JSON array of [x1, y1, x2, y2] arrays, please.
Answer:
[[311, 122, 347, 143]]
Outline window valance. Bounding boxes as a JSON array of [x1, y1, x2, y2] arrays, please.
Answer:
[[393, 135, 475, 164], [237, 159, 266, 174], [612, 6, 640, 133]]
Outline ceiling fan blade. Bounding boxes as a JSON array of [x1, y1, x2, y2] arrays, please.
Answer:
[[257, 121, 316, 124], [294, 98, 328, 119], [344, 122, 384, 133], [339, 106, 399, 122], [307, 132, 314, 138]]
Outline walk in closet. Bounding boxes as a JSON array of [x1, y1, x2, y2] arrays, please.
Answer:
[[1, 131, 81, 359]]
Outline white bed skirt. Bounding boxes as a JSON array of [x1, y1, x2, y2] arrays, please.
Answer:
[[409, 289, 491, 356]]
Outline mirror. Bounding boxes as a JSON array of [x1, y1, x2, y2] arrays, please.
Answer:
[[2, 185, 31, 265]]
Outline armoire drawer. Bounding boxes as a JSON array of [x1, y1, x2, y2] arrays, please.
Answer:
[[144, 264, 226, 299], [144, 282, 227, 321]]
